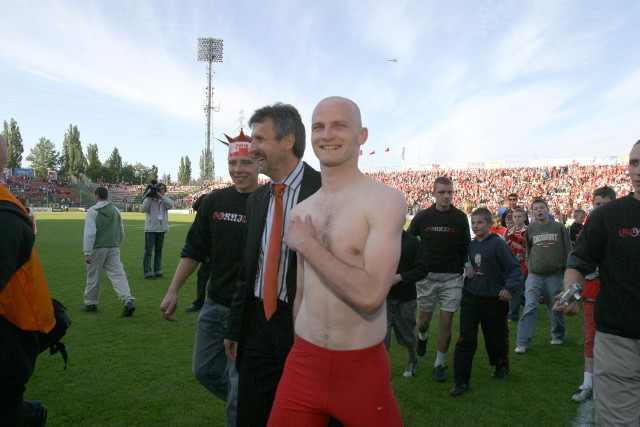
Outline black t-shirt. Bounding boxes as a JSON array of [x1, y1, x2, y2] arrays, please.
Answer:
[[387, 231, 425, 301], [568, 194, 640, 339], [407, 204, 470, 274], [181, 186, 251, 307]]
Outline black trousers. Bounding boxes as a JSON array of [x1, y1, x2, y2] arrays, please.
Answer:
[[0, 317, 39, 426], [236, 297, 294, 427], [452, 290, 510, 385]]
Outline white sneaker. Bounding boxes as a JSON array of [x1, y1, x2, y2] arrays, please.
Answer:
[[515, 346, 527, 354], [550, 339, 563, 345], [403, 361, 417, 378], [571, 385, 592, 403]]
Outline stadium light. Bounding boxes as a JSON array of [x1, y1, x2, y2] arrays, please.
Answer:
[[197, 37, 224, 181]]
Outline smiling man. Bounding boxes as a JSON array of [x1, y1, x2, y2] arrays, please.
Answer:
[[266, 96, 405, 426], [223, 103, 321, 427], [160, 131, 259, 427]]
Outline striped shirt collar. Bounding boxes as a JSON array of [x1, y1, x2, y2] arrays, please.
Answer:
[[271, 160, 304, 192]]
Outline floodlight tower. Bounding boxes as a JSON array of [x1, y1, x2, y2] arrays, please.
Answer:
[[197, 37, 223, 181]]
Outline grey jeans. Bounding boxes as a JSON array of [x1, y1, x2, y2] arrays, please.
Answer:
[[192, 298, 238, 427]]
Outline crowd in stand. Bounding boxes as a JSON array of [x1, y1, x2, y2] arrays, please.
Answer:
[[2, 174, 78, 206], [2, 163, 629, 213], [368, 164, 631, 216]]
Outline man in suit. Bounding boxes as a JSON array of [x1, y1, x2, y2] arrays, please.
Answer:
[[224, 102, 321, 427]]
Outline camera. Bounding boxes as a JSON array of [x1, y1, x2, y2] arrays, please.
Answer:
[[143, 179, 159, 199], [558, 283, 583, 307]]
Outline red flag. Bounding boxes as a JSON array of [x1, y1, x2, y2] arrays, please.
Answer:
[[384, 147, 390, 152], [369, 150, 376, 155]]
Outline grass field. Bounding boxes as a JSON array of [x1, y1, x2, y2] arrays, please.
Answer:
[[25, 212, 590, 426]]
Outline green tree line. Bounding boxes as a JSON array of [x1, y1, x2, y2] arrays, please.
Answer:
[[3, 118, 193, 185]]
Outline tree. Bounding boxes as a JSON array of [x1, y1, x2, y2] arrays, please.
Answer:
[[121, 162, 135, 184], [177, 155, 192, 185], [85, 143, 103, 181], [199, 148, 213, 182], [2, 118, 24, 169], [60, 124, 85, 175], [161, 173, 172, 185], [149, 164, 158, 182], [103, 147, 123, 183], [26, 137, 60, 177]]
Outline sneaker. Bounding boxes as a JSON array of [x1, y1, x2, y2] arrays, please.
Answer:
[[571, 385, 593, 403], [433, 364, 446, 383], [144, 275, 156, 280], [449, 383, 469, 397], [416, 337, 428, 357], [22, 400, 47, 426], [515, 346, 527, 354], [185, 304, 202, 313], [550, 339, 563, 345], [155, 273, 164, 278], [403, 361, 417, 378], [492, 363, 509, 379], [81, 304, 98, 313], [122, 301, 136, 317]]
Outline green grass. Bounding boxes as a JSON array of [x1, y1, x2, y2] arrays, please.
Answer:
[[26, 212, 587, 426]]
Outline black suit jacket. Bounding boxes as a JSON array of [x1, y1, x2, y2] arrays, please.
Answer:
[[226, 162, 321, 354]]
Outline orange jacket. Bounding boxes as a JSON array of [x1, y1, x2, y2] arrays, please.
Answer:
[[0, 185, 55, 333]]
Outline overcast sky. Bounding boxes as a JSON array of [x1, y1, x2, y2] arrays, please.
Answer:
[[1, 0, 639, 180]]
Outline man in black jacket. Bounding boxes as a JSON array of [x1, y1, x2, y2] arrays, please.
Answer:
[[385, 230, 425, 378], [0, 135, 54, 425], [223, 103, 321, 427], [555, 140, 640, 424]]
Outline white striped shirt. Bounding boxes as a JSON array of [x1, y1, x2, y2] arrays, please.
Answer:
[[254, 160, 305, 302]]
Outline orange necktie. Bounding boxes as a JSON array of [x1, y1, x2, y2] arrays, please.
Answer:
[[263, 183, 285, 320]]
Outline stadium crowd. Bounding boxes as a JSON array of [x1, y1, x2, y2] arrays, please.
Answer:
[[2, 163, 629, 215], [368, 163, 630, 215], [2, 174, 79, 206]]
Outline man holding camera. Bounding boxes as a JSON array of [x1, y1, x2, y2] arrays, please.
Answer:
[[555, 140, 640, 425], [140, 181, 174, 279]]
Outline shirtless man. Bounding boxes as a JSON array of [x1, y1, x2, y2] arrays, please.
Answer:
[[267, 97, 406, 426]]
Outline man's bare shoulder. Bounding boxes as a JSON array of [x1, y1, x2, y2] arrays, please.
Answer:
[[290, 191, 322, 217], [364, 176, 405, 204]]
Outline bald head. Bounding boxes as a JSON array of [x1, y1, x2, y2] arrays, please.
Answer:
[[313, 96, 362, 128], [0, 135, 7, 171]]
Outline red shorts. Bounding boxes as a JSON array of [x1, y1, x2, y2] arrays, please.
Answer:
[[583, 300, 595, 358], [267, 336, 403, 427]]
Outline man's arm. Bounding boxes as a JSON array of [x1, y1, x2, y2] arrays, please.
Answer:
[[285, 189, 406, 315], [161, 194, 175, 209], [160, 257, 200, 321], [140, 197, 150, 213], [553, 267, 584, 315], [397, 236, 426, 286], [83, 209, 97, 259], [561, 224, 572, 262], [458, 213, 472, 267], [118, 210, 125, 244], [292, 254, 304, 323]]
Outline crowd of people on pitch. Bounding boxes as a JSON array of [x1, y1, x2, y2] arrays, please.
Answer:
[[3, 105, 638, 426]]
